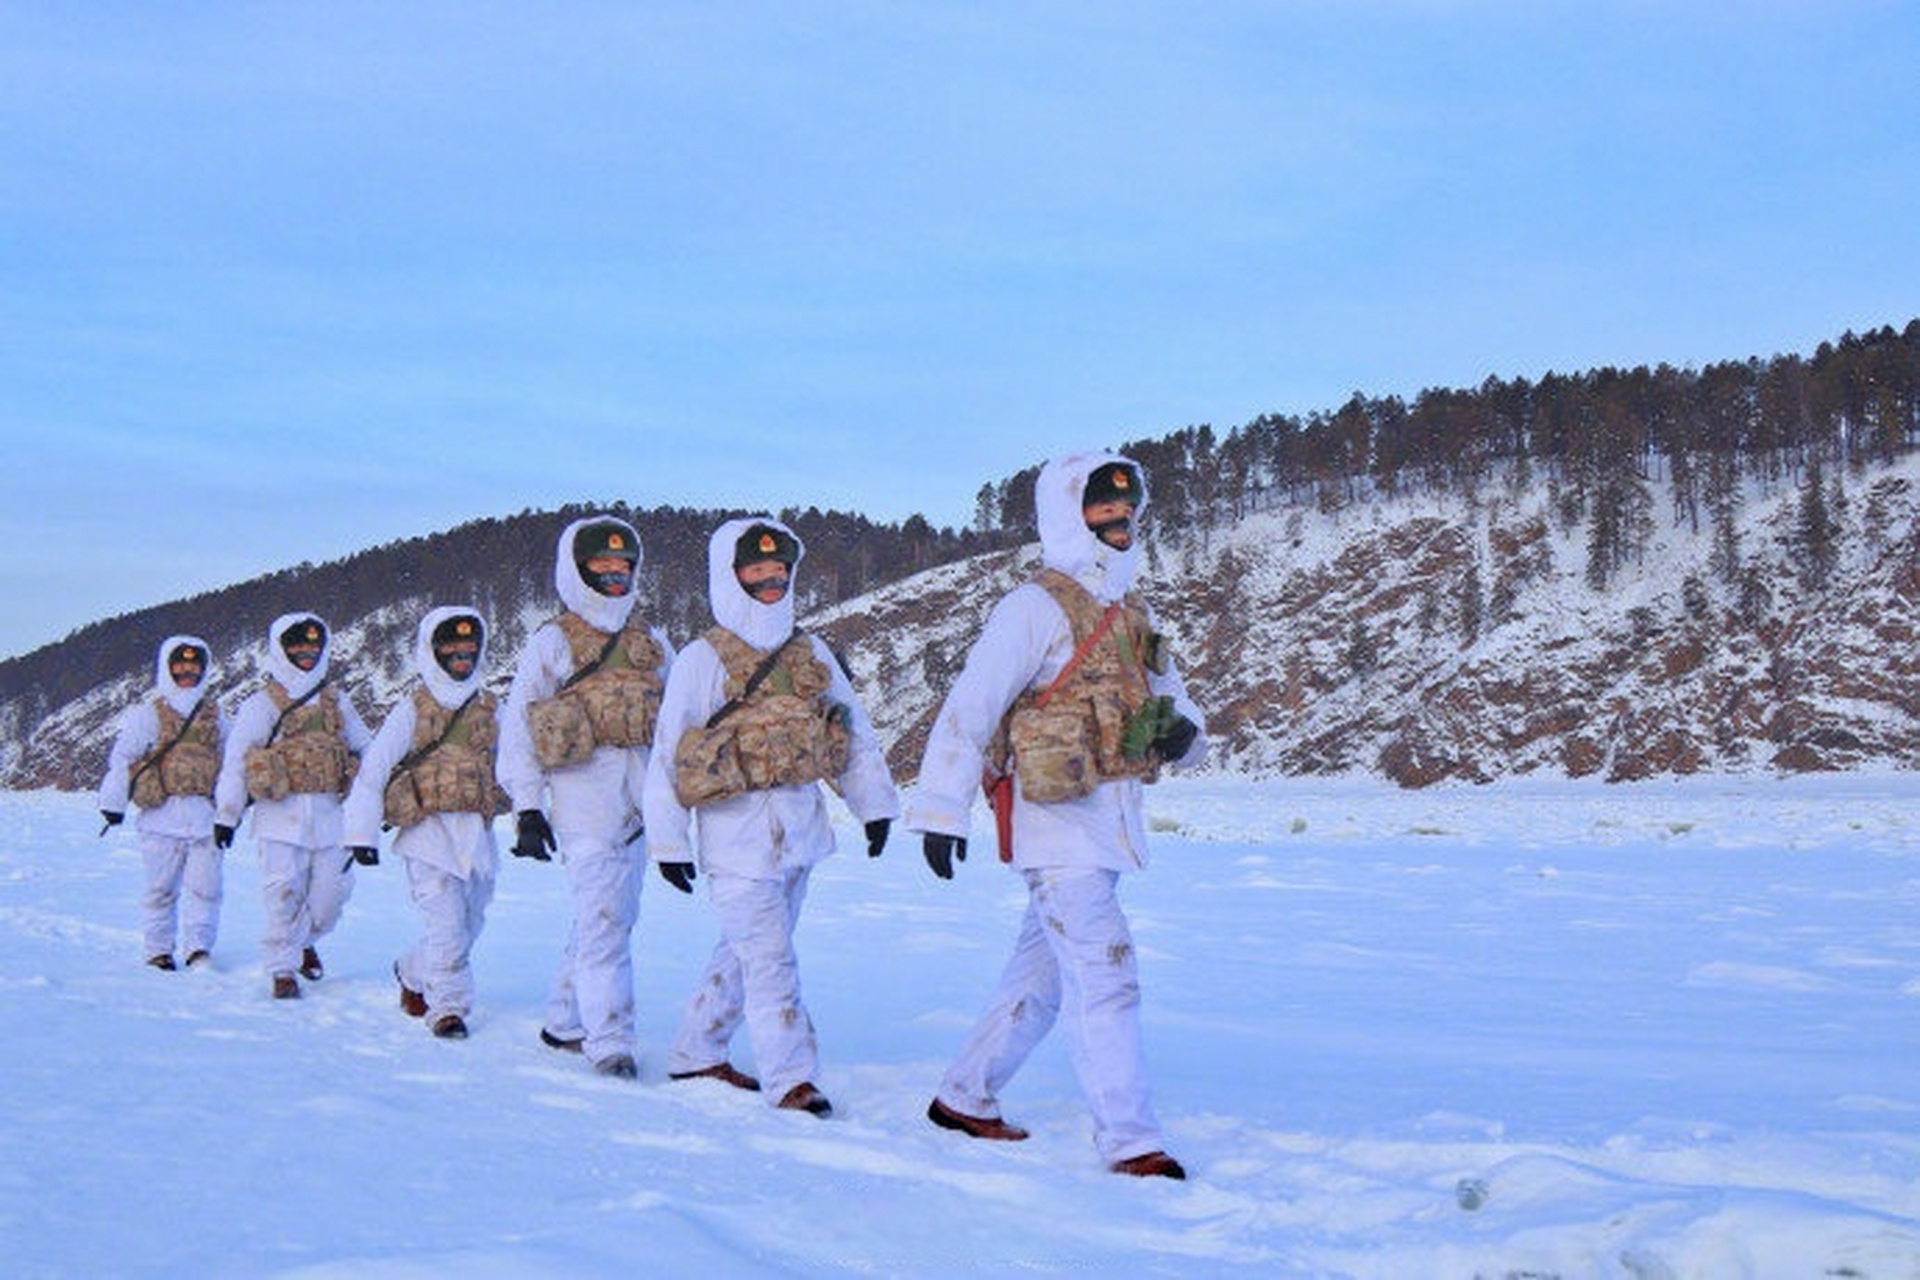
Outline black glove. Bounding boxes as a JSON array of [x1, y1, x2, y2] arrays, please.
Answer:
[[923, 833, 967, 880], [864, 818, 890, 858], [100, 810, 124, 830], [1153, 714, 1199, 763], [349, 845, 380, 867], [512, 809, 556, 861], [213, 823, 235, 850], [659, 861, 697, 894]]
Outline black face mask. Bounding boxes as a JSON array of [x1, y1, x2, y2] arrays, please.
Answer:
[[280, 620, 327, 669], [1088, 515, 1133, 548], [434, 645, 478, 678], [739, 571, 789, 602], [584, 566, 633, 597]]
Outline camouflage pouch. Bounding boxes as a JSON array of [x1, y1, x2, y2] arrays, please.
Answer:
[[733, 695, 852, 792], [577, 671, 662, 750], [416, 749, 502, 816], [383, 753, 505, 827], [130, 760, 169, 811], [528, 693, 597, 770], [1008, 695, 1098, 804], [673, 723, 749, 807], [155, 741, 220, 804], [382, 770, 427, 828], [1092, 695, 1163, 784], [279, 734, 355, 795], [244, 745, 292, 802]]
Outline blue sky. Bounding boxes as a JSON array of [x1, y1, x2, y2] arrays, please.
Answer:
[[4, 2, 1917, 660]]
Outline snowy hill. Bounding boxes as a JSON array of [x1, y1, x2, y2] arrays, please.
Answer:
[[819, 451, 1920, 786], [6, 445, 1920, 792], [5, 776, 1917, 1275]]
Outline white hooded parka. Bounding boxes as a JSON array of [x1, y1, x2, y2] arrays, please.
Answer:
[[641, 516, 899, 876], [214, 613, 373, 848], [906, 450, 1207, 869], [343, 606, 501, 882], [99, 633, 228, 839], [497, 516, 674, 846]]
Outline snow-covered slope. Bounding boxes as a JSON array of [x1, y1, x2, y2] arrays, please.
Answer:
[[819, 453, 1920, 785], [8, 454, 1920, 790], [5, 776, 1916, 1275]]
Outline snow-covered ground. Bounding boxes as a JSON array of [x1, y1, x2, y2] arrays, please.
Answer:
[[4, 774, 1917, 1278]]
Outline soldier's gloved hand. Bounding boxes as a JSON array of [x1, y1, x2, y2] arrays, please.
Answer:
[[659, 861, 697, 894], [864, 818, 891, 858], [512, 809, 555, 861], [1153, 714, 1199, 763], [349, 845, 380, 867], [213, 823, 235, 850], [923, 833, 967, 880], [100, 810, 124, 829]]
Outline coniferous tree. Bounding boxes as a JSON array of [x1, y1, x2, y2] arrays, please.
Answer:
[[1345, 617, 1378, 680], [1456, 560, 1484, 647], [1795, 456, 1840, 590]]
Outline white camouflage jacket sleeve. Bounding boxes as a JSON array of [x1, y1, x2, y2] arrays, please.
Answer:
[[495, 623, 569, 814], [97, 701, 159, 817], [338, 690, 374, 756], [342, 695, 418, 850], [213, 691, 275, 827], [817, 634, 901, 828]]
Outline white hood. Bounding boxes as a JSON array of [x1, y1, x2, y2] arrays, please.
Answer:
[[707, 515, 802, 652], [154, 633, 213, 718], [1035, 450, 1148, 603], [554, 515, 642, 634], [413, 606, 487, 710], [265, 612, 330, 700]]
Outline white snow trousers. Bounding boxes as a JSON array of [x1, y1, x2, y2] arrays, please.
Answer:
[[258, 838, 355, 978], [396, 859, 494, 1023], [936, 867, 1166, 1164], [669, 866, 819, 1104], [141, 832, 223, 959], [544, 836, 641, 1066]]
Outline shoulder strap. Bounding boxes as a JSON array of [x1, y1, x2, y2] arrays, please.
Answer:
[[126, 696, 208, 792], [704, 630, 807, 730], [392, 690, 479, 776], [558, 620, 630, 694], [1034, 603, 1123, 709], [263, 677, 329, 747]]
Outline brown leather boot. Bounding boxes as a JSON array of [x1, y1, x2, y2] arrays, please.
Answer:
[[776, 1082, 833, 1118], [299, 947, 324, 981], [669, 1062, 761, 1092], [430, 1014, 468, 1040], [271, 974, 301, 1000], [394, 964, 427, 1018], [1110, 1151, 1186, 1180], [927, 1098, 1029, 1142]]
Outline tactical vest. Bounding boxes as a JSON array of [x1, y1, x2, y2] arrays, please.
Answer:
[[130, 697, 222, 810], [244, 680, 358, 801], [382, 685, 509, 828], [993, 568, 1167, 804], [527, 612, 666, 769], [671, 627, 852, 808]]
